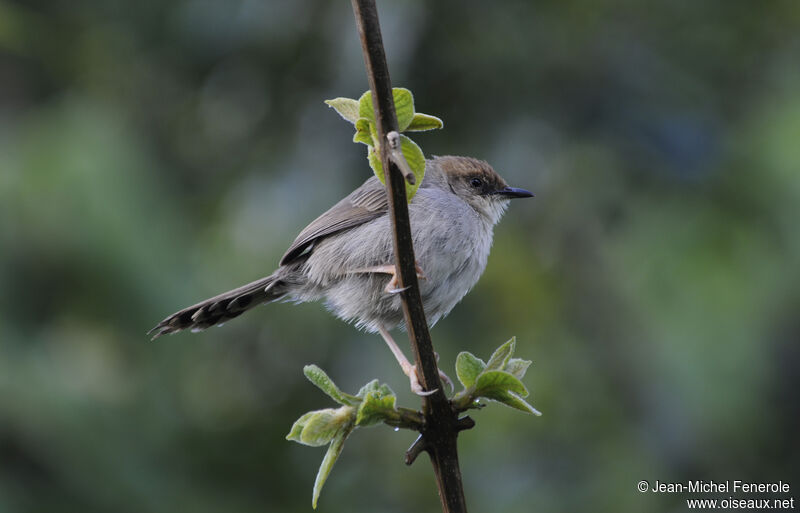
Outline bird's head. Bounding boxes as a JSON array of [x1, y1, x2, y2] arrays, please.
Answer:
[[434, 156, 533, 224]]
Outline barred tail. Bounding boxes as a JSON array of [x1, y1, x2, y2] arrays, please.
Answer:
[[148, 275, 285, 339]]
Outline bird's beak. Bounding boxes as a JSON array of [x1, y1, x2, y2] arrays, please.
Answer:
[[493, 186, 534, 199]]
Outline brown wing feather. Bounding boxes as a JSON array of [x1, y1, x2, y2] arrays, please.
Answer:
[[279, 176, 389, 265]]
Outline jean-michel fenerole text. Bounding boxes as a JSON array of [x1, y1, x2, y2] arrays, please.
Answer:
[[650, 480, 791, 494]]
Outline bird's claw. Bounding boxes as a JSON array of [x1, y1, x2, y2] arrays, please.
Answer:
[[432, 352, 455, 393], [382, 262, 426, 294], [409, 365, 438, 396], [438, 368, 454, 394], [407, 360, 454, 396], [386, 284, 410, 294]]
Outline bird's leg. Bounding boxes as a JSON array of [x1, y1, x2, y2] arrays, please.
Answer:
[[349, 263, 426, 294], [378, 325, 435, 396], [377, 324, 453, 396]]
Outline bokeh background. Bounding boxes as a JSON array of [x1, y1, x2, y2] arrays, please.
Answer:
[[1, 0, 799, 511]]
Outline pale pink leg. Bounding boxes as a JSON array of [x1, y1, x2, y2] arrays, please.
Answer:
[[349, 263, 426, 294], [378, 324, 436, 396]]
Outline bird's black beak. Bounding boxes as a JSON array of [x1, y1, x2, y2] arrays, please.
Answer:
[[493, 186, 534, 199]]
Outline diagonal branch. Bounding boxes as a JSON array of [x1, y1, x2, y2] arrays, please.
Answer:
[[349, 1, 469, 512]]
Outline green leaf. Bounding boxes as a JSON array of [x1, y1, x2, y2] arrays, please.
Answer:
[[351, 380, 398, 426], [452, 337, 540, 416], [353, 118, 374, 146], [505, 358, 532, 380], [366, 136, 425, 201], [356, 379, 393, 399], [358, 90, 375, 124], [285, 406, 355, 447], [455, 351, 486, 388], [357, 88, 416, 130], [392, 88, 415, 130], [356, 379, 379, 398], [474, 370, 528, 398], [286, 411, 318, 444], [325, 97, 360, 124], [299, 411, 340, 447], [303, 365, 358, 406], [312, 422, 354, 509], [356, 390, 397, 427], [398, 134, 425, 199], [286, 408, 338, 447], [301, 408, 349, 446], [487, 390, 542, 416], [367, 146, 384, 185], [406, 112, 444, 131], [485, 337, 516, 372]]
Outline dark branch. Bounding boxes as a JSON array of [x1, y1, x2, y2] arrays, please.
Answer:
[[456, 416, 476, 432], [350, 1, 469, 512], [387, 131, 417, 184], [405, 434, 427, 465]]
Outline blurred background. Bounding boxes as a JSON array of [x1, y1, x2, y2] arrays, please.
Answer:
[[1, 0, 799, 511]]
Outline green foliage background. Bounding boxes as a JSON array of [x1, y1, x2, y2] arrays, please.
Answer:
[[1, 1, 798, 511]]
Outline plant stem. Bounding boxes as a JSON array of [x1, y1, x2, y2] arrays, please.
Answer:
[[349, 1, 469, 512], [382, 407, 425, 431]]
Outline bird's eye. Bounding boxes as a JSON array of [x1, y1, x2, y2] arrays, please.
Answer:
[[470, 177, 483, 188]]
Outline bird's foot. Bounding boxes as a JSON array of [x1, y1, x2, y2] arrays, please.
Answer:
[[383, 262, 426, 294], [347, 263, 425, 294], [378, 324, 448, 396], [403, 354, 454, 396], [407, 364, 437, 396]]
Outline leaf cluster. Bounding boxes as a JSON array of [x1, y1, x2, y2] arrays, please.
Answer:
[[325, 88, 443, 200], [287, 338, 539, 508], [286, 365, 404, 509], [452, 337, 541, 415]]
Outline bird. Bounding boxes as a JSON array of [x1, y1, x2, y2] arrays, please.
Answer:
[[149, 155, 533, 394]]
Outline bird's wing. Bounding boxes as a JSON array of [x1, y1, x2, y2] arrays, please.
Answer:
[[280, 176, 388, 265]]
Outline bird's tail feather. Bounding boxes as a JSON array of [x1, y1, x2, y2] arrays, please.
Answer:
[[149, 275, 285, 339]]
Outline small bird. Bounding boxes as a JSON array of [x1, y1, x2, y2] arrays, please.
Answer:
[[150, 156, 533, 393]]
